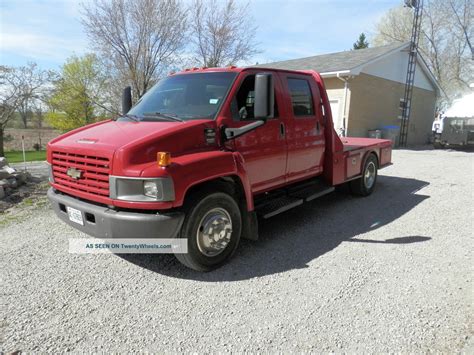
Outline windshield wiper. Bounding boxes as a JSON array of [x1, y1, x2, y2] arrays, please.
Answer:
[[179, 114, 211, 120], [142, 112, 184, 122], [117, 114, 141, 122]]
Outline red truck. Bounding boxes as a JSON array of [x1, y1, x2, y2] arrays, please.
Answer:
[[47, 67, 392, 271]]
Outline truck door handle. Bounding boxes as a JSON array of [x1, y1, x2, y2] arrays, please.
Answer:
[[316, 121, 320, 132], [280, 122, 285, 137]]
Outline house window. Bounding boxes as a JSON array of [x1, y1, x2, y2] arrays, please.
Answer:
[[288, 78, 314, 116]]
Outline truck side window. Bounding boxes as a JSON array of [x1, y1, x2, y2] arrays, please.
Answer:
[[232, 75, 278, 121], [287, 78, 314, 117]]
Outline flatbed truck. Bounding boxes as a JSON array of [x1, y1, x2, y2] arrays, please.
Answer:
[[47, 67, 392, 271]]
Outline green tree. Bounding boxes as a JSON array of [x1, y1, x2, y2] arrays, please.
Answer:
[[47, 54, 109, 131], [353, 33, 369, 50]]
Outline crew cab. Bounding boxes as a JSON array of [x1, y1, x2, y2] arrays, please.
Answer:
[[47, 67, 392, 271]]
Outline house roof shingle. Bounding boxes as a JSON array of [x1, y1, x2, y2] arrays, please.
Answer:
[[256, 42, 407, 73]]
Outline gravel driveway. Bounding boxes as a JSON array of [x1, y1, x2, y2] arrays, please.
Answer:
[[1, 148, 473, 352]]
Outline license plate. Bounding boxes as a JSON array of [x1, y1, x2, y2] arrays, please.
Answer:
[[66, 206, 84, 226]]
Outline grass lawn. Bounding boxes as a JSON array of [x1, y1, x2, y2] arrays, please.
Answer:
[[4, 150, 47, 163]]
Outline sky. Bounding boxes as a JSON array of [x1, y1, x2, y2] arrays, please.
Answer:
[[0, 0, 402, 70]]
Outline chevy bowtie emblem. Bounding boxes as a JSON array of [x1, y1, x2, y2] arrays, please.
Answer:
[[66, 167, 83, 180]]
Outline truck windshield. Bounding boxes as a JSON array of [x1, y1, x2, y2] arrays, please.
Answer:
[[122, 72, 237, 122]]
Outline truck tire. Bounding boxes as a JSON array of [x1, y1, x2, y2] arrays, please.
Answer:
[[175, 191, 242, 271], [349, 154, 378, 196]]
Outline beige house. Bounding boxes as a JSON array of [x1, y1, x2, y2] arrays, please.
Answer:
[[260, 42, 441, 145]]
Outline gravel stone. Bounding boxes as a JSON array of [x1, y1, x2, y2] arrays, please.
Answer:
[[0, 148, 473, 352]]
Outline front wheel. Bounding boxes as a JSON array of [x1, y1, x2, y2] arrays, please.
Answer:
[[349, 154, 378, 196], [174, 192, 242, 271]]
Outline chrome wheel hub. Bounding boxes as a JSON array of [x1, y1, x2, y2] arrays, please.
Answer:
[[364, 161, 376, 189], [197, 207, 233, 257]]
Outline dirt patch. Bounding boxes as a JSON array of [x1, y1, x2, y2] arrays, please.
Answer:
[[0, 156, 50, 214], [0, 179, 49, 216]]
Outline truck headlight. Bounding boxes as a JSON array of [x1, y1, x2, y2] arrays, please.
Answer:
[[143, 181, 159, 198], [109, 176, 175, 202]]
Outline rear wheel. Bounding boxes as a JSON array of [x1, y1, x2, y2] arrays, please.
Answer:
[[350, 154, 378, 196], [174, 191, 242, 271]]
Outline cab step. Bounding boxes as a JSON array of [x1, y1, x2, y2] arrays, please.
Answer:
[[288, 180, 335, 202], [255, 196, 303, 219], [254, 178, 335, 219]]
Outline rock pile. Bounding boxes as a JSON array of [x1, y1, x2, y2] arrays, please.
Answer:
[[0, 157, 32, 199]]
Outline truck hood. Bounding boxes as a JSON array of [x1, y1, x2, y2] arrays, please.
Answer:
[[49, 119, 218, 175], [52, 120, 179, 151]]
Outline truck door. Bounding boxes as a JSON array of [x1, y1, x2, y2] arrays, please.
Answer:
[[230, 72, 288, 193], [282, 74, 325, 182]]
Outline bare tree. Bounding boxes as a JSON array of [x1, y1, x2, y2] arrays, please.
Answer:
[[16, 62, 56, 128], [189, 0, 259, 67], [0, 66, 22, 156], [373, 6, 414, 45], [81, 0, 187, 100], [447, 0, 473, 60], [373, 0, 474, 106]]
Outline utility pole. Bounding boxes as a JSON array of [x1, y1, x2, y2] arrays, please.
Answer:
[[399, 0, 424, 147]]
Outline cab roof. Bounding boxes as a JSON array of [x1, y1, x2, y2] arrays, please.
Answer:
[[172, 66, 316, 77]]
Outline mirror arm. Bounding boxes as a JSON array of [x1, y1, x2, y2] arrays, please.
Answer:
[[224, 120, 265, 140]]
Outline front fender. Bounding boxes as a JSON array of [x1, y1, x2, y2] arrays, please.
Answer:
[[141, 150, 254, 211]]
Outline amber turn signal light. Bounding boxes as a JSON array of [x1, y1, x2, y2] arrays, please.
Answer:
[[157, 152, 171, 167]]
